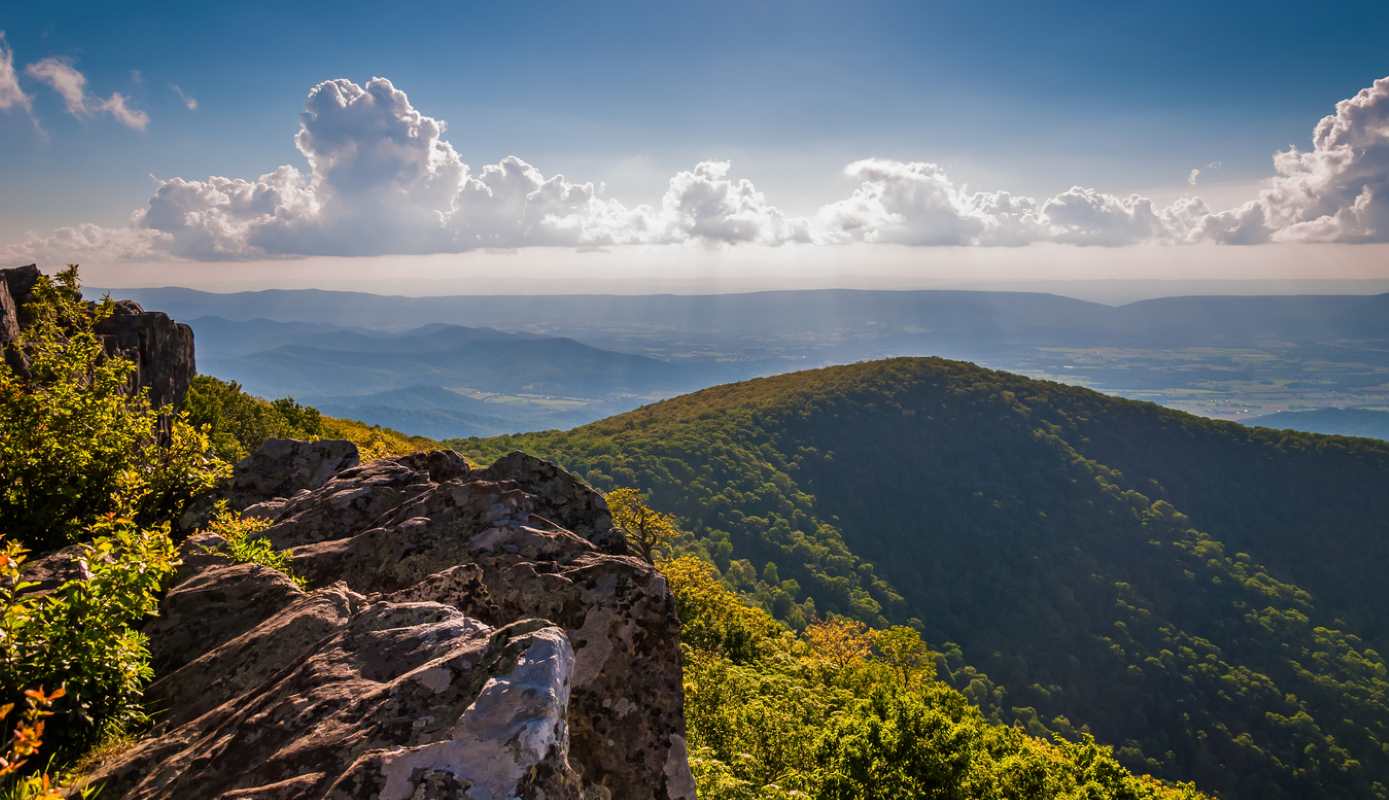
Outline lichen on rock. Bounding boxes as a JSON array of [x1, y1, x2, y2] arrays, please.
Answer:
[[85, 446, 694, 800]]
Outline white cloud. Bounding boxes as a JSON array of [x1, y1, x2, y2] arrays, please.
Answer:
[[111, 77, 806, 259], [656, 161, 809, 245], [172, 84, 197, 110], [99, 92, 149, 130], [0, 32, 30, 113], [1188, 168, 1201, 186], [1253, 76, 1389, 243], [817, 160, 1036, 246], [454, 155, 646, 248], [0, 222, 167, 265], [815, 160, 1198, 247], [9, 71, 1389, 263], [25, 57, 87, 114], [24, 55, 149, 129]]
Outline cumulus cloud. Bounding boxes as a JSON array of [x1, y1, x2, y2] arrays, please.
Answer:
[[816, 160, 1206, 247], [1253, 76, 1389, 242], [9, 71, 1389, 263], [0, 32, 30, 113], [1188, 168, 1201, 186], [656, 161, 809, 245], [817, 160, 1042, 246], [24, 55, 149, 129], [107, 77, 807, 259]]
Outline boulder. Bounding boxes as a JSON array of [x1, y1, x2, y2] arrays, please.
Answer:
[[85, 449, 694, 800], [231, 438, 363, 505], [178, 438, 362, 533]]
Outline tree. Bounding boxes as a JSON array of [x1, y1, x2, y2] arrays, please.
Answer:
[[804, 617, 872, 674], [605, 487, 679, 564], [873, 625, 934, 688]]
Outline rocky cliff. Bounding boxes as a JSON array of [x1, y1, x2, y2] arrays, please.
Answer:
[[84, 439, 696, 800], [1, 264, 195, 406]]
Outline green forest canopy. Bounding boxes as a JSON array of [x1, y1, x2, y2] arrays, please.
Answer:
[[456, 357, 1389, 799]]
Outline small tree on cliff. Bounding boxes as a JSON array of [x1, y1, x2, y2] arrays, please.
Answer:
[[605, 487, 679, 564]]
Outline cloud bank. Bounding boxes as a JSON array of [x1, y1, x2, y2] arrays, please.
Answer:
[[6, 72, 1389, 264]]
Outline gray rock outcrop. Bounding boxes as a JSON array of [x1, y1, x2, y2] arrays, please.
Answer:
[[0, 264, 39, 372], [1, 264, 196, 406], [92, 299, 196, 407], [85, 448, 695, 800]]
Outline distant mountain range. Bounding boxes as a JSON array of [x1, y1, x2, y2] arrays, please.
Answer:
[[93, 286, 1389, 350], [457, 357, 1389, 799], [90, 287, 1389, 437], [180, 315, 781, 437], [1246, 407, 1389, 440]]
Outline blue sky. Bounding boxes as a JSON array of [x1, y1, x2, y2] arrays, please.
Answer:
[[3, 1, 1389, 289]]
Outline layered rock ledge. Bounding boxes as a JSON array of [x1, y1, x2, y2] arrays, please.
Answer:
[[86, 442, 695, 800]]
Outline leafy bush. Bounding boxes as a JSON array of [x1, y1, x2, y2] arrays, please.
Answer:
[[0, 517, 177, 763], [204, 503, 304, 588], [0, 686, 64, 782], [319, 415, 435, 461], [606, 487, 678, 564], [0, 267, 226, 552], [183, 375, 325, 463]]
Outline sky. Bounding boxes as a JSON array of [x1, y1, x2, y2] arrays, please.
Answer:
[[3, 0, 1389, 293]]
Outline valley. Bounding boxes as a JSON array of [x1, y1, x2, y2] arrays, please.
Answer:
[[104, 286, 1389, 441]]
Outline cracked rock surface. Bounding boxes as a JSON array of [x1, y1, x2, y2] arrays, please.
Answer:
[[86, 445, 695, 800]]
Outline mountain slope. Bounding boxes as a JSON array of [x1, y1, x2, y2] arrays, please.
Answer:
[[457, 358, 1389, 799]]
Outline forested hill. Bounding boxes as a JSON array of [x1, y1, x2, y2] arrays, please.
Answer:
[[457, 358, 1389, 799]]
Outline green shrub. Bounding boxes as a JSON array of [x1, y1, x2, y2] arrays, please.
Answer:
[[183, 375, 325, 463], [204, 503, 304, 588], [0, 267, 227, 552], [184, 373, 434, 463], [0, 515, 177, 763]]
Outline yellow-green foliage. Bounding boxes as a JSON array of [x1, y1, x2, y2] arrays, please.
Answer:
[[667, 554, 1207, 800], [605, 487, 679, 564], [320, 415, 435, 461], [185, 374, 435, 463], [204, 503, 304, 588], [183, 375, 326, 463], [0, 268, 227, 552]]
